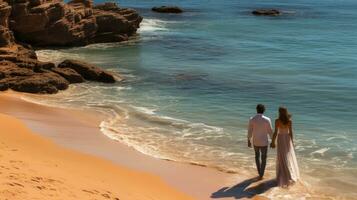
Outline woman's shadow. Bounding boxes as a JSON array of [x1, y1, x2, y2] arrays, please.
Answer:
[[211, 177, 277, 199]]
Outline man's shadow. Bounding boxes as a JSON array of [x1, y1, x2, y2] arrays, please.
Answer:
[[211, 177, 277, 199]]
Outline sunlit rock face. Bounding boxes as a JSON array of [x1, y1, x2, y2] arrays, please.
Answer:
[[0, 0, 138, 93], [4, 0, 142, 46]]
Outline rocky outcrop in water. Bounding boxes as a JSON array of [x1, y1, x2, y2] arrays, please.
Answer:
[[0, 61, 68, 93], [58, 59, 116, 83], [92, 2, 142, 43], [252, 9, 281, 16], [51, 67, 85, 84], [152, 6, 183, 13], [6, 0, 142, 46], [0, 57, 119, 94], [0, 0, 140, 94]]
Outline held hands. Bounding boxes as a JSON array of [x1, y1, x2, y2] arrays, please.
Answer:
[[270, 142, 276, 148]]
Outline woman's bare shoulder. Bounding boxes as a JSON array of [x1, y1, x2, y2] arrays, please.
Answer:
[[275, 119, 280, 125]]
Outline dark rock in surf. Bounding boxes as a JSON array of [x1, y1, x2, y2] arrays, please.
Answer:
[[9, 72, 69, 94], [51, 67, 85, 83], [0, 61, 35, 77], [92, 2, 142, 43], [152, 6, 183, 13], [58, 59, 116, 83], [252, 9, 281, 16], [0, 61, 69, 94]]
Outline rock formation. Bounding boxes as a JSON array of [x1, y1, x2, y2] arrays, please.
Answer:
[[58, 59, 116, 83], [93, 2, 142, 43], [6, 0, 142, 46], [152, 6, 183, 13], [252, 9, 281, 16], [0, 0, 142, 94]]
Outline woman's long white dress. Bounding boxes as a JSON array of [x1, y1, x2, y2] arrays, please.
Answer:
[[276, 125, 300, 187]]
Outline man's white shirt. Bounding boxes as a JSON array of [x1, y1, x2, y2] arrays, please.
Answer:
[[248, 114, 273, 147]]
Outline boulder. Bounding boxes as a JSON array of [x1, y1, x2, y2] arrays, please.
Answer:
[[7, 0, 98, 46], [252, 9, 280, 16], [92, 2, 142, 43], [152, 6, 183, 13], [51, 67, 84, 83], [58, 59, 116, 83], [0, 60, 35, 77], [0, 60, 69, 94], [10, 72, 69, 94]]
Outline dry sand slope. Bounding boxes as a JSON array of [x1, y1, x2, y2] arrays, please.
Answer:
[[0, 114, 194, 200]]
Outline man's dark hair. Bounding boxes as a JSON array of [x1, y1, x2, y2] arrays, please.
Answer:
[[256, 104, 265, 114]]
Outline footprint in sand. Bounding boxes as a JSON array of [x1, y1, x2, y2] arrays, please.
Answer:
[[82, 189, 120, 199], [36, 185, 46, 190], [6, 182, 24, 187]]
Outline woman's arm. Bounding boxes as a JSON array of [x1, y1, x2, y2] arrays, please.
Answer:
[[271, 119, 278, 148], [289, 121, 294, 144]]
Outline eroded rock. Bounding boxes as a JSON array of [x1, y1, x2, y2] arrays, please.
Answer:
[[51, 67, 85, 83], [92, 2, 142, 43], [10, 72, 69, 94], [0, 61, 69, 94], [5, 0, 142, 46], [252, 9, 281, 16], [152, 6, 183, 13], [58, 59, 116, 83], [0, 0, 137, 94]]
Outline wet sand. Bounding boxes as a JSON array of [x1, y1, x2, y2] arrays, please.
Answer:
[[0, 91, 277, 200]]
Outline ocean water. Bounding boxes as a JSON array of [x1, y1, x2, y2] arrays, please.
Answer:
[[31, 0, 357, 199]]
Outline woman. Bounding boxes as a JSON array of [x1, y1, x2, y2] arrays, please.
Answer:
[[271, 107, 300, 187]]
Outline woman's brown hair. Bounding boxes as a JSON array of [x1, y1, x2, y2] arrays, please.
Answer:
[[279, 106, 291, 125]]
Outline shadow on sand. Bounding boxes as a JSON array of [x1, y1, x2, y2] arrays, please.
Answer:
[[211, 177, 277, 199]]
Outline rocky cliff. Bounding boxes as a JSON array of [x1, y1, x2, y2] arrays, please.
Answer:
[[0, 0, 142, 94]]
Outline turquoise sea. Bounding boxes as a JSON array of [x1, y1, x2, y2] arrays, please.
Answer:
[[32, 0, 356, 199]]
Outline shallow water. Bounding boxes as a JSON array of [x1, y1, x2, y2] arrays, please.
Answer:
[[30, 0, 357, 199]]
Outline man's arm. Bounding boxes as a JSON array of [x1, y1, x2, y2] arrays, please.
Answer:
[[247, 119, 253, 148]]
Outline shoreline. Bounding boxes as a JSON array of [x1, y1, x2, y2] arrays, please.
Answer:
[[0, 91, 249, 199], [0, 91, 347, 200], [0, 94, 193, 199]]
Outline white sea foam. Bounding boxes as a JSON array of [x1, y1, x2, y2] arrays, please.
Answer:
[[81, 41, 141, 50], [347, 152, 354, 159], [138, 18, 170, 33], [36, 50, 84, 64], [131, 106, 157, 115], [326, 135, 352, 142], [311, 147, 330, 156]]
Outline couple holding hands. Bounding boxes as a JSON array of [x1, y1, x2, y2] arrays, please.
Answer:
[[248, 104, 300, 187]]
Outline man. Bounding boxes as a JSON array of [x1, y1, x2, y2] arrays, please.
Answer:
[[247, 104, 273, 179]]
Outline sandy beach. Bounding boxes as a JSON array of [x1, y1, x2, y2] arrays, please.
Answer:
[[0, 94, 196, 200], [0, 92, 278, 200]]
